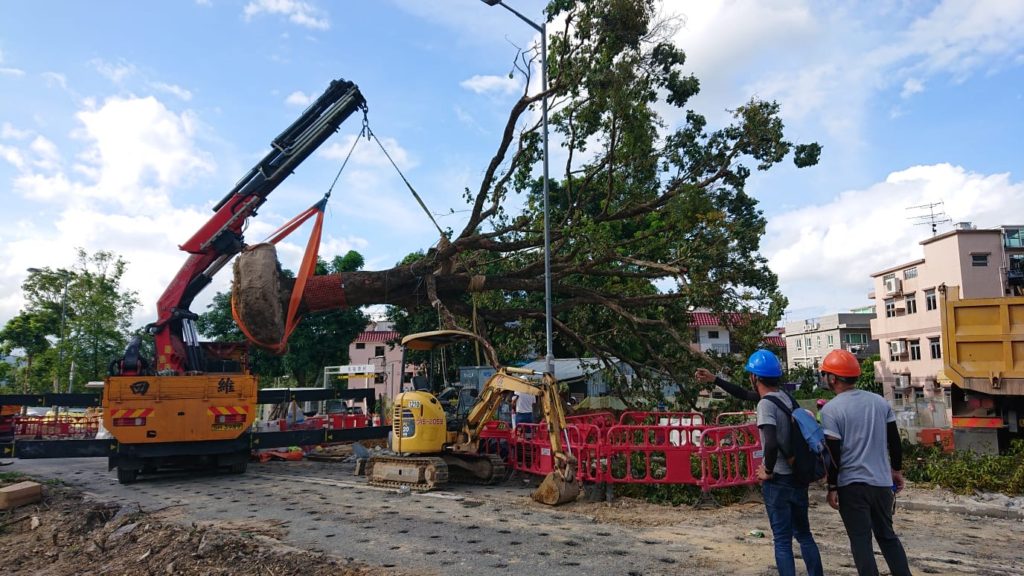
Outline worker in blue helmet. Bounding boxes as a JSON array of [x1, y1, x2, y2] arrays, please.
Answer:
[[696, 350, 823, 576]]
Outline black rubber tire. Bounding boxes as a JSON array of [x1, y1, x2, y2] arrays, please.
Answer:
[[228, 460, 248, 474], [117, 467, 138, 484]]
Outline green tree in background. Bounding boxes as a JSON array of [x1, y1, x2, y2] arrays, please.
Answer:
[[198, 252, 368, 387], [4, 250, 139, 392], [857, 354, 882, 394]]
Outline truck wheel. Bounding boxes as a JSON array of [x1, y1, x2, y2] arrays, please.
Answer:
[[117, 467, 139, 484], [229, 460, 248, 474]]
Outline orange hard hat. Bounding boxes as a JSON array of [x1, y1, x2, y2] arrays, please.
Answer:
[[821, 349, 861, 378]]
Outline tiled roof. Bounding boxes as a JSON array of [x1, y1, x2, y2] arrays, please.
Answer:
[[689, 312, 745, 327], [355, 331, 399, 343], [763, 336, 786, 347]]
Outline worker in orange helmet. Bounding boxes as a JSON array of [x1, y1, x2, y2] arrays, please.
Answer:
[[818, 349, 911, 576]]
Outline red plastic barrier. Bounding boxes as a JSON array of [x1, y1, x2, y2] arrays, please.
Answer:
[[714, 411, 757, 425], [14, 416, 99, 439], [601, 422, 703, 484], [509, 422, 599, 482], [567, 411, 617, 430], [618, 411, 705, 427], [697, 423, 762, 492], [329, 414, 369, 429]]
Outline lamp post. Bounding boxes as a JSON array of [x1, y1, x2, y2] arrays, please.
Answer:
[[27, 267, 70, 394], [482, 0, 554, 376]]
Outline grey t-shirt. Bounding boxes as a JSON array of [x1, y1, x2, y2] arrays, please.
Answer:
[[756, 390, 794, 476], [820, 389, 896, 487]]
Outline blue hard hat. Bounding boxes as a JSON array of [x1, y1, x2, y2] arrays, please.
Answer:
[[745, 349, 783, 378]]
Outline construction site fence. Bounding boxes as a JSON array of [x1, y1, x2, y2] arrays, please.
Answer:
[[14, 416, 100, 439], [505, 410, 762, 492]]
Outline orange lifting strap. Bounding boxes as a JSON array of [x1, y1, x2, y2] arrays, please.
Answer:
[[231, 201, 327, 354]]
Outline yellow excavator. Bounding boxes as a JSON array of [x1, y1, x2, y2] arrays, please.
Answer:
[[366, 330, 580, 506]]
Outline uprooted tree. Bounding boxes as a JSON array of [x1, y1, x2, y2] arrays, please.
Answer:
[[233, 0, 819, 407]]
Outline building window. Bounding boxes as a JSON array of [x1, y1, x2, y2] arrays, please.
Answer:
[[903, 267, 918, 279], [885, 298, 896, 318], [355, 342, 366, 350], [925, 289, 937, 311], [805, 337, 811, 350], [1005, 228, 1024, 249], [845, 333, 867, 345], [883, 272, 895, 282], [909, 339, 921, 361], [374, 373, 386, 384], [929, 337, 941, 359], [971, 253, 989, 267], [374, 345, 386, 357], [827, 334, 834, 347], [914, 388, 925, 400], [796, 339, 802, 350], [708, 330, 719, 339], [905, 294, 917, 314]]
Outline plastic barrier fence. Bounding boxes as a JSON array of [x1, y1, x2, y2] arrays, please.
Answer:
[[14, 416, 99, 439], [506, 411, 762, 492], [697, 423, 762, 492]]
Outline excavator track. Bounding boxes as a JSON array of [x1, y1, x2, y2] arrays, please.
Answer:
[[444, 453, 507, 485], [366, 455, 449, 491]]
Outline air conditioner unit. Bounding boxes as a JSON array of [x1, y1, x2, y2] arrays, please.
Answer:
[[889, 340, 907, 355], [884, 277, 902, 295]]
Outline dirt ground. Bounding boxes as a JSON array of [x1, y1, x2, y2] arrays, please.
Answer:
[[0, 478, 400, 576], [2, 470, 1023, 576]]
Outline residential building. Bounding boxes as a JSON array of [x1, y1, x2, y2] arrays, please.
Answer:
[[784, 312, 876, 370], [869, 224, 1021, 417], [345, 321, 404, 400], [689, 310, 788, 365]]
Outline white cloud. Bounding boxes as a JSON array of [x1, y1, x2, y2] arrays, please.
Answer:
[[900, 78, 925, 98], [319, 134, 417, 171], [41, 71, 67, 90], [29, 136, 61, 171], [243, 0, 329, 30], [765, 164, 1024, 317], [460, 74, 522, 96], [90, 58, 136, 83], [150, 81, 193, 101], [0, 145, 25, 170], [2, 122, 32, 140], [0, 67, 25, 76], [285, 90, 313, 107], [666, 0, 1024, 146]]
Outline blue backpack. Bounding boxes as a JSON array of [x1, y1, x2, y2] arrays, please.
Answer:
[[764, 393, 830, 485]]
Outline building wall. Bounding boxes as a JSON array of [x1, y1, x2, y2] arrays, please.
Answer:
[[344, 323, 406, 401], [784, 312, 875, 370], [869, 229, 1005, 407], [692, 326, 732, 355]]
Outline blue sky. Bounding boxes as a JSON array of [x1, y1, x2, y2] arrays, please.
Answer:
[[1, 0, 1022, 331]]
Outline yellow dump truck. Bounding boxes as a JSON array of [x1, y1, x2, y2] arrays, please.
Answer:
[[939, 285, 1024, 453]]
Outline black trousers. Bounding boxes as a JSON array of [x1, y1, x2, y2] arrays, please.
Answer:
[[837, 484, 912, 576]]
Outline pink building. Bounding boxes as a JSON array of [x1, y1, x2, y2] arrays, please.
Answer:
[[869, 225, 1022, 412], [344, 322, 406, 401]]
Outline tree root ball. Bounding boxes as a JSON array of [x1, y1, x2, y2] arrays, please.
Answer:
[[232, 243, 286, 347]]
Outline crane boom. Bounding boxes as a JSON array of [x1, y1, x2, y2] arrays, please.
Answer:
[[143, 79, 366, 374]]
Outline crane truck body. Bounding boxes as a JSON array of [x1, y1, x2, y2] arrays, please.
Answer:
[[103, 78, 367, 483]]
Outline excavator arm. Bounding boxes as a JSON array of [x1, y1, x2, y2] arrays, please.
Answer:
[[452, 367, 580, 505], [124, 79, 366, 375]]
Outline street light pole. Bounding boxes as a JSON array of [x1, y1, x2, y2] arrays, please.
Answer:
[[482, 0, 554, 376]]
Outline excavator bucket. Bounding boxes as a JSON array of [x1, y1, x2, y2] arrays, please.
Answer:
[[531, 460, 580, 506]]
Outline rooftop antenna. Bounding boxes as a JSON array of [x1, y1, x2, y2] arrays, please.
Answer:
[[907, 201, 951, 236]]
